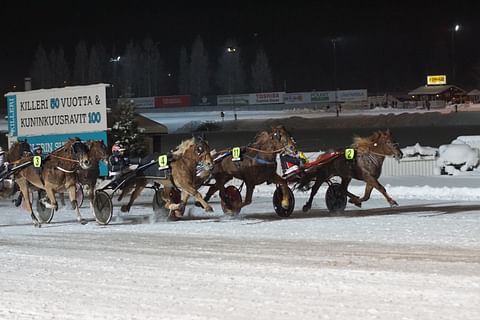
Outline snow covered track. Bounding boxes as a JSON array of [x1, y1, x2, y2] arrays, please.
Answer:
[[1, 194, 480, 319]]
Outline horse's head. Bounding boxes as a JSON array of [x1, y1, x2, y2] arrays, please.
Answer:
[[270, 125, 297, 154], [371, 130, 403, 160], [173, 136, 214, 178], [67, 138, 92, 169], [192, 136, 214, 178], [7, 139, 31, 162], [87, 140, 109, 163]]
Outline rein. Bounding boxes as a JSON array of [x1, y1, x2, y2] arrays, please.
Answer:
[[49, 154, 80, 163], [246, 146, 286, 154]]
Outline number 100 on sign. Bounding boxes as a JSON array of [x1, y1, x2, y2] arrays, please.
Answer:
[[88, 112, 102, 123]]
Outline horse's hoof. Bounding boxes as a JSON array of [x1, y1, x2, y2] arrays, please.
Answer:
[[205, 206, 214, 212], [194, 201, 202, 207], [167, 212, 180, 221], [120, 205, 129, 213], [390, 201, 399, 207], [80, 219, 88, 225], [281, 200, 289, 209], [302, 205, 310, 212]]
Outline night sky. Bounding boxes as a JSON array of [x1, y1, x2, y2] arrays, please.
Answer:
[[1, 1, 479, 98]]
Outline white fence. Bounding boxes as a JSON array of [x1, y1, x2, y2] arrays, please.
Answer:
[[381, 156, 436, 176]]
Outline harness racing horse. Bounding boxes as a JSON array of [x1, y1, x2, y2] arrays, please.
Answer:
[[76, 139, 109, 207], [202, 125, 297, 214], [1, 140, 32, 199], [13, 138, 92, 226], [296, 129, 403, 212], [119, 136, 214, 219]]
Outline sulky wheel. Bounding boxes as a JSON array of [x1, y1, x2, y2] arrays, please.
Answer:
[[152, 188, 165, 212], [93, 190, 113, 225], [325, 182, 347, 212], [36, 190, 54, 224], [220, 185, 242, 215], [272, 186, 295, 217]]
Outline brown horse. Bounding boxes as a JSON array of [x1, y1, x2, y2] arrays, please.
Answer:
[[202, 125, 297, 212], [13, 138, 92, 226], [2, 140, 32, 199], [76, 139, 109, 207], [119, 136, 214, 218], [296, 129, 403, 212]]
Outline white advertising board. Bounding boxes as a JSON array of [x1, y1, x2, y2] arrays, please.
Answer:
[[5, 83, 109, 137]]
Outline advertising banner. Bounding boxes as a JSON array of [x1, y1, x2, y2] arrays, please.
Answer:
[[337, 89, 368, 102], [4, 84, 108, 137], [118, 97, 155, 109], [192, 95, 218, 106], [284, 92, 311, 104], [310, 91, 335, 102], [427, 75, 447, 85], [154, 95, 191, 108], [249, 92, 285, 104], [217, 94, 250, 106]]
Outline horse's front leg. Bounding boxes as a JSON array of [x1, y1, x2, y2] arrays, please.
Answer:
[[44, 187, 59, 211], [203, 184, 219, 203], [17, 180, 40, 227], [361, 178, 398, 207], [67, 184, 87, 224], [180, 184, 213, 212], [270, 174, 290, 209], [121, 183, 145, 213]]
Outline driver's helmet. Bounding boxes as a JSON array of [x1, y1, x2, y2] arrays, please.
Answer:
[[32, 144, 43, 154], [112, 142, 125, 154]]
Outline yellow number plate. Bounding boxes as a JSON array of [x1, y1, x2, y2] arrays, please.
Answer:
[[33, 155, 42, 168], [232, 147, 241, 161], [158, 154, 169, 169], [345, 148, 355, 160]]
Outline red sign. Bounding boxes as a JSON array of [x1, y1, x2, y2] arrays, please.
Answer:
[[154, 95, 192, 108]]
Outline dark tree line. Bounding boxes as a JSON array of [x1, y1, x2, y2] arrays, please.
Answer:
[[30, 35, 275, 98]]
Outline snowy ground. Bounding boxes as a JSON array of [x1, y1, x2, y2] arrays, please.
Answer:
[[1, 176, 480, 319]]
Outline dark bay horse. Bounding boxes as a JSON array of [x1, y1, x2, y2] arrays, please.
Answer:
[[202, 125, 297, 212], [13, 138, 92, 226], [119, 136, 214, 219], [297, 129, 403, 212], [76, 139, 109, 207]]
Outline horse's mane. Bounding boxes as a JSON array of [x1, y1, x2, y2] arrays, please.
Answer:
[[352, 131, 382, 152], [172, 137, 195, 156], [251, 130, 270, 145], [87, 140, 108, 161], [7, 140, 31, 161]]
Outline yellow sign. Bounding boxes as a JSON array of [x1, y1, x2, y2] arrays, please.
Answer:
[[232, 147, 241, 161], [345, 148, 355, 160], [33, 155, 42, 168], [158, 154, 169, 169], [427, 75, 447, 85]]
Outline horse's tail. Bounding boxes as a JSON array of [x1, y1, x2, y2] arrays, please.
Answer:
[[293, 170, 317, 192]]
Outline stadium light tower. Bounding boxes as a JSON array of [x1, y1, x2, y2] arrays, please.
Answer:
[[110, 56, 121, 97], [451, 24, 460, 84]]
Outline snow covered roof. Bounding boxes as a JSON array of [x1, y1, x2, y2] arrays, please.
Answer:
[[135, 114, 168, 134], [467, 89, 480, 96], [408, 85, 466, 96]]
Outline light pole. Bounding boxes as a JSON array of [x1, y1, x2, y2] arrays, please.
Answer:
[[226, 47, 236, 109], [331, 38, 338, 108], [451, 24, 460, 84], [109, 56, 121, 98], [226, 47, 236, 95]]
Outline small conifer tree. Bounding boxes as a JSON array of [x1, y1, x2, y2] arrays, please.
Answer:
[[111, 100, 146, 157]]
